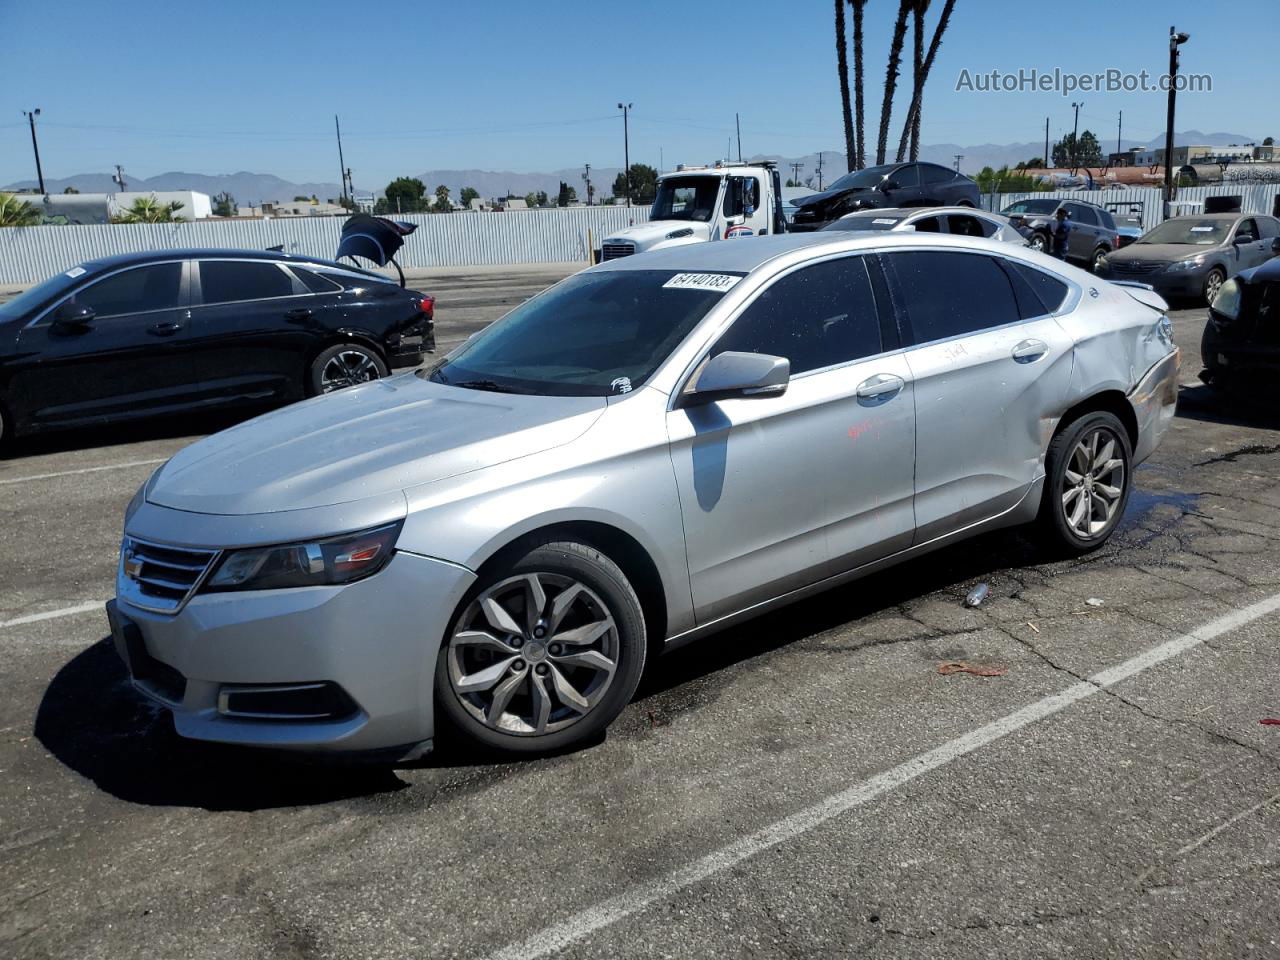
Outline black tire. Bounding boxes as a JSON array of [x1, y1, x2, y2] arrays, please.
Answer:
[[1028, 231, 1049, 253], [308, 342, 389, 396], [435, 539, 647, 756], [1202, 268, 1226, 306], [1037, 411, 1133, 556]]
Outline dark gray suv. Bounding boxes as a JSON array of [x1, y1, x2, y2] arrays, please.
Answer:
[[1001, 198, 1119, 271]]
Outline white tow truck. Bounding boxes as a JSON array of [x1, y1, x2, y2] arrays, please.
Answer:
[[599, 161, 787, 260]]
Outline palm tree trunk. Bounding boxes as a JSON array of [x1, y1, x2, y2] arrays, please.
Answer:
[[895, 0, 957, 164], [835, 0, 855, 172], [876, 0, 912, 166], [895, 0, 927, 162], [853, 0, 867, 169]]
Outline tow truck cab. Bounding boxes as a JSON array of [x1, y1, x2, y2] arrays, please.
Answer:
[[600, 162, 787, 260]]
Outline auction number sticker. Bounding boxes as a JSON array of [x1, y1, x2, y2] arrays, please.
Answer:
[[872, 218, 899, 225], [65, 266, 86, 278], [663, 273, 742, 292]]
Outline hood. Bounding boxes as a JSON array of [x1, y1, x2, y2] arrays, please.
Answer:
[[1239, 258, 1280, 284], [148, 375, 606, 515], [604, 221, 713, 248], [1108, 243, 1221, 263], [792, 186, 866, 209]]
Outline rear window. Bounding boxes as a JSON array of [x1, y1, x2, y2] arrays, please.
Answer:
[[1009, 262, 1069, 313], [200, 260, 295, 304], [1003, 199, 1060, 216], [291, 267, 343, 293]]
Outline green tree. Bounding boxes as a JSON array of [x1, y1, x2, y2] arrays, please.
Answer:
[[1018, 157, 1045, 169], [212, 192, 237, 217], [292, 195, 311, 202], [111, 196, 186, 223], [1053, 130, 1102, 168], [612, 163, 658, 204], [535, 190, 548, 207], [0, 192, 41, 227], [384, 176, 427, 213], [524, 191, 538, 208], [1264, 136, 1275, 146], [460, 186, 480, 206], [556, 181, 578, 206], [62, 186, 80, 194], [433, 184, 452, 213]]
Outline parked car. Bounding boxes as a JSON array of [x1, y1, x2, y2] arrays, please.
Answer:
[[1113, 215, 1145, 248], [1199, 255, 1280, 390], [789, 162, 980, 231], [1000, 197, 1120, 271], [1097, 213, 1280, 304], [821, 206, 1026, 245], [0, 248, 434, 444], [110, 232, 1178, 759]]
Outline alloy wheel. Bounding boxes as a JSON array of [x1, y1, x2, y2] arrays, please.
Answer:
[[1204, 270, 1225, 304], [1060, 426, 1126, 539], [1029, 233, 1047, 252], [447, 573, 619, 736], [321, 349, 380, 392]]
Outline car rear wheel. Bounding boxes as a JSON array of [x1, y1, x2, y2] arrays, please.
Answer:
[[435, 540, 647, 755], [1037, 411, 1132, 556], [1028, 231, 1049, 253], [309, 343, 389, 396], [1203, 268, 1226, 305]]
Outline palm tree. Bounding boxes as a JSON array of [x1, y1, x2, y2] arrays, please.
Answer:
[[895, 0, 958, 162], [852, 0, 867, 169], [835, 0, 855, 173], [0, 192, 41, 227], [876, 0, 912, 166], [112, 195, 186, 224]]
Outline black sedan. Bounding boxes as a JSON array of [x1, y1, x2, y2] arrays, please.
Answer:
[[1200, 255, 1280, 392], [788, 162, 980, 231], [0, 249, 435, 443]]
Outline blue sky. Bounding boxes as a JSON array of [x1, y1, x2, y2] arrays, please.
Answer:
[[2, 0, 1275, 189]]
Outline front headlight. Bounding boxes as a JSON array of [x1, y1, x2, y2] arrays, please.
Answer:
[[1166, 257, 1206, 272], [1211, 277, 1241, 321], [203, 521, 402, 592]]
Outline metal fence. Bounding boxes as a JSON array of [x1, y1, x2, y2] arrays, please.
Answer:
[[980, 183, 1280, 231], [0, 206, 653, 285]]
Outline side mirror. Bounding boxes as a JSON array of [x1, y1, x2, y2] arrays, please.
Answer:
[[1233, 234, 1251, 245], [881, 179, 900, 192], [682, 351, 790, 406], [51, 301, 95, 332]]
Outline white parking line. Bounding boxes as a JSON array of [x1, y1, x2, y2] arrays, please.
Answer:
[[0, 458, 165, 486], [0, 601, 106, 630], [482, 591, 1280, 960]]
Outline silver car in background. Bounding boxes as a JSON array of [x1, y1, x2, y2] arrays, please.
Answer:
[[110, 232, 1179, 759], [822, 206, 1026, 246]]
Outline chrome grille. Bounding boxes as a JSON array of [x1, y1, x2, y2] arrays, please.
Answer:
[[120, 537, 219, 613], [601, 241, 636, 261]]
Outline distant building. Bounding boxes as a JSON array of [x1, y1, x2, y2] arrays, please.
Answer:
[[11, 190, 213, 224], [468, 197, 491, 212], [260, 200, 348, 217]]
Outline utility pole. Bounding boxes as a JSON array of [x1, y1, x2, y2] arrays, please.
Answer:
[[582, 162, 592, 205], [617, 102, 633, 207], [345, 168, 354, 203], [790, 161, 804, 185], [113, 164, 127, 193], [816, 152, 824, 191], [22, 109, 45, 195], [1117, 110, 1123, 157], [334, 114, 349, 207], [1164, 27, 1191, 213], [735, 112, 742, 163], [953, 154, 964, 172], [1069, 101, 1082, 172], [1044, 116, 1050, 168]]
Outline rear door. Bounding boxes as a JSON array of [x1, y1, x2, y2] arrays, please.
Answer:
[[187, 259, 320, 403], [13, 261, 195, 428], [882, 249, 1075, 543], [721, 175, 771, 237], [1064, 202, 1101, 260], [667, 254, 915, 623]]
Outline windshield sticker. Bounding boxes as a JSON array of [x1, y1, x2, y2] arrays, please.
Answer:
[[610, 376, 633, 395], [872, 218, 898, 225], [65, 266, 86, 278], [1190, 226, 1214, 232], [663, 273, 742, 292]]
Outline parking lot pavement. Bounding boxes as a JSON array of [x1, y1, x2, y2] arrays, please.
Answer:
[[5, 282, 1280, 960]]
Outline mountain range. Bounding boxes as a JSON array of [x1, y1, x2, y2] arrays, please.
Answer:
[[3, 131, 1258, 203]]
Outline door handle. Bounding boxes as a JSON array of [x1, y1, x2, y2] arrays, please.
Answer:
[[1011, 338, 1048, 363], [148, 321, 183, 336], [855, 373, 905, 404], [286, 308, 313, 320]]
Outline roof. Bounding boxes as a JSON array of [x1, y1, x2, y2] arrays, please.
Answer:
[[1165, 212, 1256, 221], [79, 248, 385, 279], [841, 206, 1005, 219]]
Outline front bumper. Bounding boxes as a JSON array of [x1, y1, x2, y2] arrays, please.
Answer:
[[1201, 323, 1280, 385], [1102, 266, 1206, 299], [112, 550, 475, 755], [1128, 347, 1180, 466]]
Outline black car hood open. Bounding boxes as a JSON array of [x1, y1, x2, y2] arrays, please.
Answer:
[[336, 215, 417, 268]]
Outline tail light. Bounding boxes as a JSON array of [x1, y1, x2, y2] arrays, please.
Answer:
[[1115, 234, 1121, 247], [413, 294, 435, 321]]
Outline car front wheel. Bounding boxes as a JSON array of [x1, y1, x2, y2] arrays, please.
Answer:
[[309, 343, 389, 395], [1028, 232, 1049, 253], [1203, 268, 1226, 305], [435, 540, 647, 755], [1038, 411, 1133, 555]]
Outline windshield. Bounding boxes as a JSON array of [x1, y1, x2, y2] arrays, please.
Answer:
[[427, 269, 741, 396], [0, 266, 88, 321], [1003, 199, 1060, 215], [825, 164, 898, 192], [1138, 219, 1230, 245], [821, 214, 903, 232], [649, 176, 721, 222]]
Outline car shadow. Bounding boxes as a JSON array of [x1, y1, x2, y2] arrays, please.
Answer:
[[34, 639, 410, 811], [1175, 383, 1280, 431]]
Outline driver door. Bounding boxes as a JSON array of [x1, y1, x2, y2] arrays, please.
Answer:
[[720, 176, 771, 238]]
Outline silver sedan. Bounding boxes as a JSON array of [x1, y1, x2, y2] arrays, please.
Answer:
[[822, 206, 1027, 245], [111, 232, 1180, 758]]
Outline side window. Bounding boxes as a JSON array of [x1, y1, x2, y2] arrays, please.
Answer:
[[199, 260, 296, 304], [1258, 217, 1280, 239], [912, 216, 942, 233], [920, 164, 953, 185], [892, 165, 921, 188], [1098, 210, 1117, 232], [712, 257, 883, 375], [291, 267, 343, 294], [1066, 203, 1098, 226], [946, 214, 992, 238], [1236, 218, 1259, 242], [69, 263, 183, 318], [887, 251, 1020, 343], [1009, 261, 1069, 314]]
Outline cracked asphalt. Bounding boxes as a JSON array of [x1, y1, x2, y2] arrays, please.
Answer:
[[3, 268, 1280, 960]]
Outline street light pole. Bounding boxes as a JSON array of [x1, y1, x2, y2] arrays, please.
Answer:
[[23, 109, 45, 195], [617, 102, 632, 207], [1163, 27, 1190, 215], [1070, 101, 1082, 173]]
